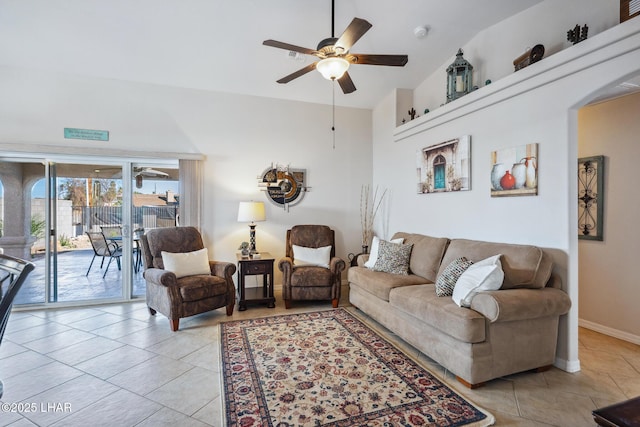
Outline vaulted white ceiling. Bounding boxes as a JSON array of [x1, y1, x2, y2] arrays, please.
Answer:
[[0, 0, 544, 109]]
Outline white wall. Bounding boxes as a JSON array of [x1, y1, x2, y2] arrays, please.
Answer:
[[413, 0, 619, 113], [578, 92, 640, 343], [372, 4, 640, 371], [0, 66, 373, 285]]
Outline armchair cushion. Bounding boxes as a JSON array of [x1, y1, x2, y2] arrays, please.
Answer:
[[290, 266, 334, 287], [161, 248, 211, 278], [292, 245, 331, 268], [178, 275, 228, 302]]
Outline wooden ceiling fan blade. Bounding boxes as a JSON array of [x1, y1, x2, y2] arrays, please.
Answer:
[[338, 72, 356, 94], [263, 39, 319, 56], [350, 54, 408, 66], [276, 62, 318, 84], [335, 18, 372, 52]]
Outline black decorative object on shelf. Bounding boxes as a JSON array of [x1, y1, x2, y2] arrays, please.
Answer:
[[567, 24, 588, 45], [408, 108, 416, 120]]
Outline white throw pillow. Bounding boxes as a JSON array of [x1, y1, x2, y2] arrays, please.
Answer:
[[292, 245, 331, 268], [161, 248, 211, 278], [452, 254, 504, 307], [364, 236, 404, 269]]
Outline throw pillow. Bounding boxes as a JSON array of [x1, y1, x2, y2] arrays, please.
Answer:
[[161, 248, 211, 278], [373, 239, 413, 275], [435, 257, 474, 297], [452, 254, 504, 307], [292, 245, 331, 268], [364, 236, 404, 269]]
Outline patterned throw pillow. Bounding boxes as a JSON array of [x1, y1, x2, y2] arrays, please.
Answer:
[[373, 239, 413, 275], [435, 257, 474, 297]]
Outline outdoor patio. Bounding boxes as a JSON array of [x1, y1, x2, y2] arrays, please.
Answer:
[[14, 249, 146, 306]]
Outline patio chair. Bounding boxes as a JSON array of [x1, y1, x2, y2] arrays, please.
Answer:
[[133, 227, 145, 273], [100, 225, 123, 249], [0, 254, 35, 398], [86, 231, 122, 278]]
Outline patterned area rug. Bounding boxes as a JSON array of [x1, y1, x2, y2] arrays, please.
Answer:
[[221, 308, 494, 426]]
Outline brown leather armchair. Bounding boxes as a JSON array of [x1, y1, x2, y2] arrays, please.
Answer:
[[140, 226, 236, 331], [278, 225, 346, 309]]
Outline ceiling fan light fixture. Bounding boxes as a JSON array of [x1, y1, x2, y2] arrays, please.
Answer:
[[317, 57, 350, 80]]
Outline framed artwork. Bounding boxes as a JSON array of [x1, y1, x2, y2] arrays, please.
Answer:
[[578, 155, 605, 241], [490, 143, 538, 197], [416, 135, 471, 194]]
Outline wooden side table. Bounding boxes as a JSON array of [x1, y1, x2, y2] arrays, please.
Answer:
[[236, 252, 276, 311]]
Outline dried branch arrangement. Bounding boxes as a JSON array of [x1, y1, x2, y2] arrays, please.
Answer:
[[360, 184, 387, 249]]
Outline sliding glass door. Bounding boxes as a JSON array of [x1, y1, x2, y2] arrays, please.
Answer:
[[47, 161, 132, 303], [1, 155, 179, 307]]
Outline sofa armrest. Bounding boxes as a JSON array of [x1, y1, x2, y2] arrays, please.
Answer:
[[470, 288, 571, 323], [357, 254, 370, 267], [143, 268, 178, 287]]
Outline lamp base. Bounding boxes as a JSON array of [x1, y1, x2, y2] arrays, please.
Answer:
[[249, 224, 257, 253]]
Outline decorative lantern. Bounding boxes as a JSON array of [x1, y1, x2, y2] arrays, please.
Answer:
[[446, 48, 474, 103]]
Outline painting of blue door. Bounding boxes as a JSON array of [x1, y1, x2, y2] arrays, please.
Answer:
[[434, 155, 446, 189]]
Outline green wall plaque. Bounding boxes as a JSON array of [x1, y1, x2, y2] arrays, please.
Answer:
[[64, 128, 109, 141]]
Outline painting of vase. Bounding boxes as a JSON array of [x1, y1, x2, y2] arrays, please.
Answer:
[[490, 143, 538, 197]]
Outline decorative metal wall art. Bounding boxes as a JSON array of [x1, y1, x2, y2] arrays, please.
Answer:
[[446, 49, 474, 103], [417, 136, 471, 194], [490, 143, 538, 197], [578, 155, 605, 241], [258, 164, 308, 211]]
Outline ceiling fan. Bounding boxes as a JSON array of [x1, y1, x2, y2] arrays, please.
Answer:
[[263, 0, 408, 94], [97, 167, 170, 188]]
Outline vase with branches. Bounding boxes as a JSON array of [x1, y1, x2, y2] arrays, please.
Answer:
[[360, 184, 387, 253]]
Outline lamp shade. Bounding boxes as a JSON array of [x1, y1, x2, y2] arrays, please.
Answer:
[[316, 57, 350, 80], [237, 201, 266, 223]]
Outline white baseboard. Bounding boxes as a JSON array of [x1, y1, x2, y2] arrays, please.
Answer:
[[579, 318, 640, 345], [554, 357, 581, 373]]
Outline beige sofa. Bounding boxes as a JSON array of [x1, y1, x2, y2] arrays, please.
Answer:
[[348, 232, 572, 388]]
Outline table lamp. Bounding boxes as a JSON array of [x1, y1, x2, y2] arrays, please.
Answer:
[[237, 201, 266, 254]]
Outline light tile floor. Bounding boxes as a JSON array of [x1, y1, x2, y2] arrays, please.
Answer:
[[1, 288, 638, 426]]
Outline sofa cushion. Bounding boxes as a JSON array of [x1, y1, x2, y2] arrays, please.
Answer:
[[389, 284, 486, 343], [373, 240, 413, 275], [348, 266, 429, 301], [435, 257, 474, 297], [392, 233, 450, 283], [438, 239, 553, 289], [364, 236, 404, 269], [452, 254, 504, 307]]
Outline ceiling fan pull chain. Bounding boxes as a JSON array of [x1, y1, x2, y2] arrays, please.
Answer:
[[332, 80, 336, 149]]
